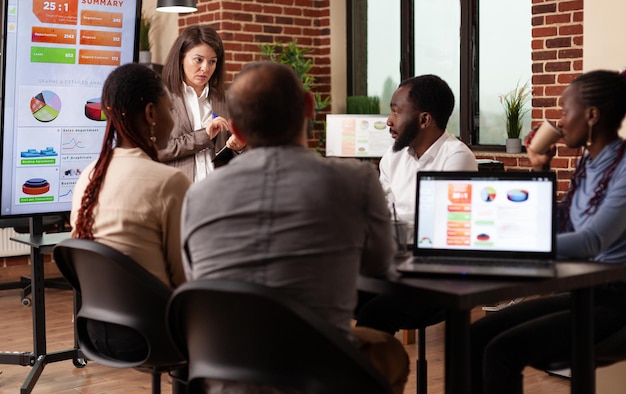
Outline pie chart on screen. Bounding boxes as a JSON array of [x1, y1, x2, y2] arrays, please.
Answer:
[[30, 90, 62, 122], [84, 98, 106, 121], [480, 186, 497, 202]]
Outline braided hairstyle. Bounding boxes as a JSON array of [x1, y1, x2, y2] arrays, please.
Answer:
[[560, 69, 626, 230], [73, 63, 167, 239]]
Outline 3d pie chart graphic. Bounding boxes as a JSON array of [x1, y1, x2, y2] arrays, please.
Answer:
[[22, 178, 50, 195], [30, 90, 62, 122], [480, 186, 497, 202], [476, 233, 491, 241], [85, 98, 106, 121], [507, 189, 530, 202]]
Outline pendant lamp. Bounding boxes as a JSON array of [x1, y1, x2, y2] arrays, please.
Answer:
[[156, 0, 197, 13]]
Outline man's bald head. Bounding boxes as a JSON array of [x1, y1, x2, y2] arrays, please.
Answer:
[[226, 61, 309, 147]]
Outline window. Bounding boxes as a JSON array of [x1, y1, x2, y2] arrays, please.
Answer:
[[478, 0, 532, 144], [414, 0, 461, 136], [365, 1, 400, 115], [348, 0, 532, 148]]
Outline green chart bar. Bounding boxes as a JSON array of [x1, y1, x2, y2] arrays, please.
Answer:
[[31, 47, 76, 64]]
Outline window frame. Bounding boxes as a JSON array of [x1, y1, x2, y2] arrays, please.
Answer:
[[347, 0, 512, 152]]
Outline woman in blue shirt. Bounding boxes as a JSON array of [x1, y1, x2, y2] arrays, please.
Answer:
[[470, 69, 626, 393]]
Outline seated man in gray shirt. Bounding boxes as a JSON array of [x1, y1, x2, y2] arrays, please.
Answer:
[[181, 61, 409, 393]]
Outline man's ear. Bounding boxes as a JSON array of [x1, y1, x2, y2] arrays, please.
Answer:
[[419, 112, 432, 129], [228, 119, 246, 143]]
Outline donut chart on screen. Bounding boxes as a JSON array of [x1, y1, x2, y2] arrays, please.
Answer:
[[22, 178, 50, 195], [30, 90, 62, 122], [84, 98, 106, 121]]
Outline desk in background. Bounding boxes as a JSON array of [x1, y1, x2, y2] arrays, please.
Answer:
[[358, 261, 626, 394]]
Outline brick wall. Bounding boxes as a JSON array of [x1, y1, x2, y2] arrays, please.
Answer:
[[181, 0, 583, 197], [476, 0, 584, 199], [178, 0, 332, 148]]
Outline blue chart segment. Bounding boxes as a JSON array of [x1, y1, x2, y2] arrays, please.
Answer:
[[30, 90, 62, 122], [21, 147, 58, 157], [507, 189, 530, 202]]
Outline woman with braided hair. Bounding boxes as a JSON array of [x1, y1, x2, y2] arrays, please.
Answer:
[[470, 69, 626, 394], [71, 63, 191, 289], [70, 64, 190, 375]]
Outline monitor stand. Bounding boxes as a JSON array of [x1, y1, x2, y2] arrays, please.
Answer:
[[0, 215, 84, 393], [0, 214, 69, 305]]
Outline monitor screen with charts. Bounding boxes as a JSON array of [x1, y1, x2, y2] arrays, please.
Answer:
[[0, 0, 141, 218], [397, 171, 557, 278], [325, 114, 394, 158]]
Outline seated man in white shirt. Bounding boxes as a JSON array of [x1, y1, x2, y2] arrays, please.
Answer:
[[380, 74, 478, 222], [356, 74, 478, 335]]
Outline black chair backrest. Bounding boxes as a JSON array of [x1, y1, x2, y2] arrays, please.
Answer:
[[531, 324, 626, 371], [53, 238, 185, 370], [167, 279, 393, 394], [596, 325, 626, 363]]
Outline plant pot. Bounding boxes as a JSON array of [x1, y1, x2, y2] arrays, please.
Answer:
[[139, 51, 152, 64], [505, 138, 522, 154]]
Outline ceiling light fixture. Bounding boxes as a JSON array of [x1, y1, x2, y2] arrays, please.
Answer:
[[156, 0, 197, 13]]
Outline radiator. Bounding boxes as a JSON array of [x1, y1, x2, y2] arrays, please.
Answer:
[[0, 227, 31, 257]]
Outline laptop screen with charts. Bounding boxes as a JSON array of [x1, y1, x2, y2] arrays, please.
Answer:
[[396, 171, 557, 278]]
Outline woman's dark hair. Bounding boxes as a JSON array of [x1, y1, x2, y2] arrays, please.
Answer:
[[162, 25, 225, 100], [73, 63, 167, 239], [560, 69, 626, 230]]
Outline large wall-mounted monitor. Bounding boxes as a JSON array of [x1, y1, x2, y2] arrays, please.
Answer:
[[0, 0, 141, 218]]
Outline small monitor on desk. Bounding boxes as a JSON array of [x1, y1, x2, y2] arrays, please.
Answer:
[[325, 114, 394, 158]]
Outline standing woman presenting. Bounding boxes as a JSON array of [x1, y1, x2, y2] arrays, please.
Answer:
[[159, 25, 245, 181]]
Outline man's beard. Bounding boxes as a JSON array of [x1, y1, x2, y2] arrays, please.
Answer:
[[392, 122, 419, 152]]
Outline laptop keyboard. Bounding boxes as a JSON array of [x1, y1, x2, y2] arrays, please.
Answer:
[[415, 256, 554, 269]]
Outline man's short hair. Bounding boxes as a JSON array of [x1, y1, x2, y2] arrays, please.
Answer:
[[399, 74, 455, 130], [226, 61, 307, 146]]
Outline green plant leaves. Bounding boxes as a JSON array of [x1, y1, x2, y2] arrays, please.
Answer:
[[260, 41, 330, 113], [500, 81, 530, 139]]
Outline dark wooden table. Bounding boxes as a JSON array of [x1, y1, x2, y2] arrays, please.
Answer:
[[358, 261, 626, 394]]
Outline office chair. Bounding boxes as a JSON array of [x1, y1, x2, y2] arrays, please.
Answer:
[[531, 324, 626, 373], [167, 279, 394, 394], [401, 310, 446, 394], [53, 238, 187, 394]]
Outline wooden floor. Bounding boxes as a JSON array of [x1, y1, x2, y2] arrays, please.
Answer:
[[0, 266, 571, 393]]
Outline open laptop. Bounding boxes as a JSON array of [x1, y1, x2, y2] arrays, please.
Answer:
[[396, 171, 557, 278]]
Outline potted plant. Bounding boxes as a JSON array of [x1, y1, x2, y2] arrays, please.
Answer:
[[500, 81, 530, 153], [346, 96, 380, 114], [260, 41, 331, 152], [139, 13, 152, 64]]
